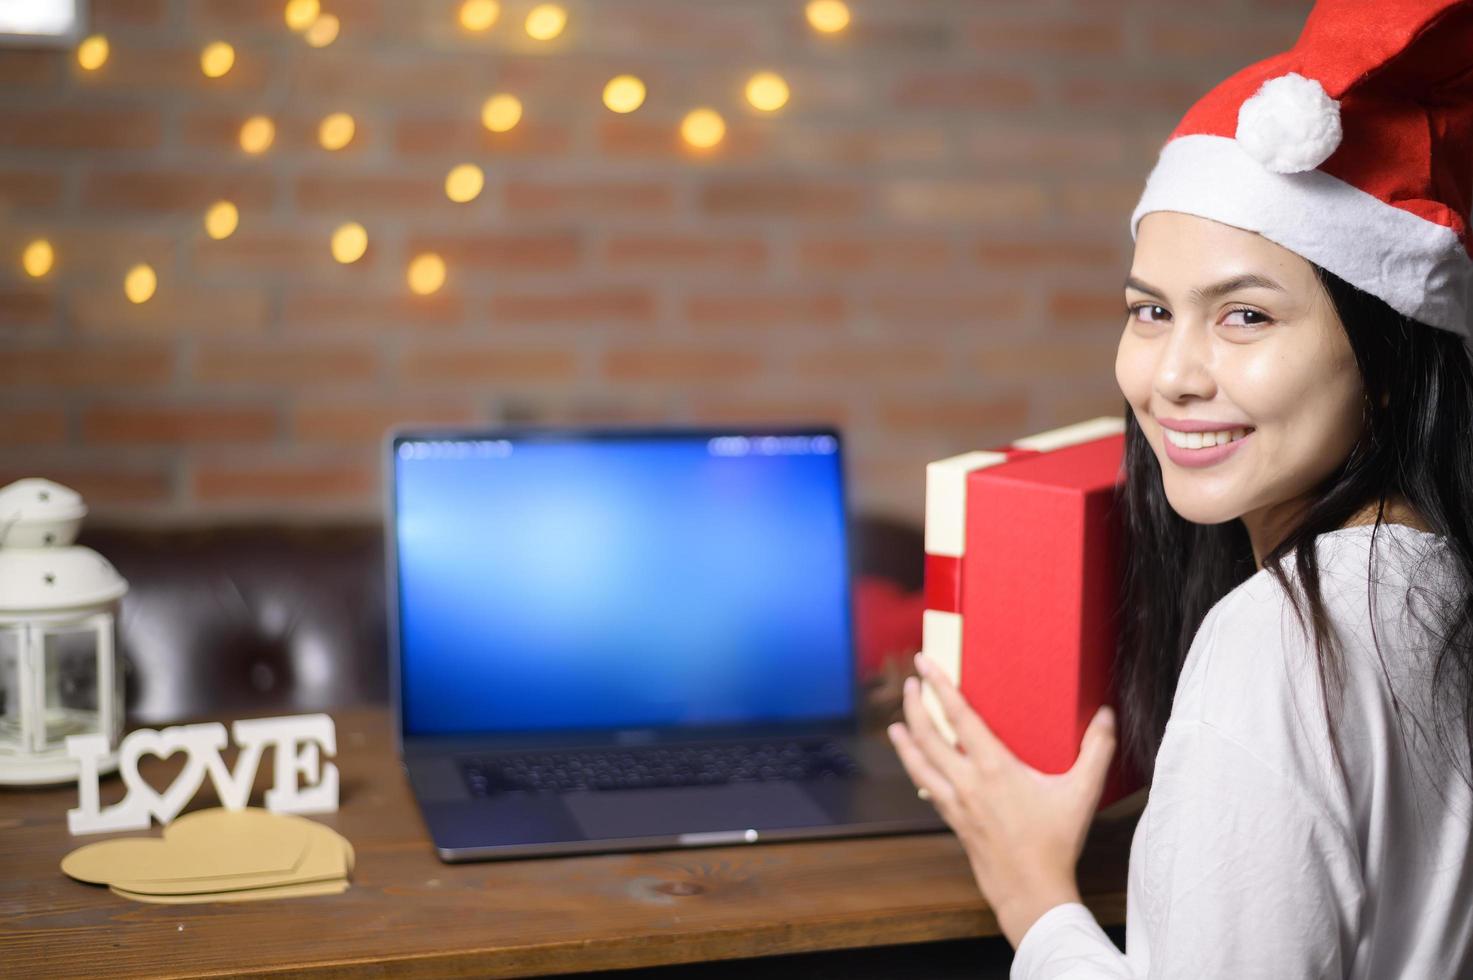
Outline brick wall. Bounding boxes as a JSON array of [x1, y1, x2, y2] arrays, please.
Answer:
[[0, 0, 1309, 524]]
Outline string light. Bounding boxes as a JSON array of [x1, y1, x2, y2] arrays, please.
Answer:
[[239, 115, 275, 154], [304, 13, 339, 47], [481, 93, 523, 133], [407, 253, 446, 296], [524, 3, 566, 40], [318, 112, 356, 151], [21, 239, 54, 279], [459, 0, 500, 32], [745, 71, 790, 112], [204, 201, 239, 240], [284, 0, 320, 31], [680, 108, 726, 149], [445, 164, 485, 203], [602, 75, 646, 114], [805, 0, 851, 33], [76, 34, 109, 71], [124, 264, 157, 304], [331, 222, 368, 264], [200, 41, 235, 79]]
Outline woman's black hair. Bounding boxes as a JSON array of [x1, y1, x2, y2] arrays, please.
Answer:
[[1114, 263, 1473, 796]]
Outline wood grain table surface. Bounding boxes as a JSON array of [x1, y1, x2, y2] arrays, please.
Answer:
[[0, 707, 1136, 979]]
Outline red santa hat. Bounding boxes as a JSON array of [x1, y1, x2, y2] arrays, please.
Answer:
[[1130, 0, 1473, 336]]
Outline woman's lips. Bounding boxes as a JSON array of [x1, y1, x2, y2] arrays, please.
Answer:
[[1161, 428, 1253, 468]]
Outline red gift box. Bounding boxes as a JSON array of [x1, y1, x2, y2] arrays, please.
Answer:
[[921, 418, 1143, 810]]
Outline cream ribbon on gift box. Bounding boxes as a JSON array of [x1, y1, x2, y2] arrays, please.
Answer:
[[65, 713, 339, 835]]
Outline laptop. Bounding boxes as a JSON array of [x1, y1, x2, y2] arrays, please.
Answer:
[[386, 425, 947, 862]]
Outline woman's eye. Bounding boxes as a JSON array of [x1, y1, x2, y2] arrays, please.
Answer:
[[1222, 308, 1273, 328], [1128, 303, 1170, 323]]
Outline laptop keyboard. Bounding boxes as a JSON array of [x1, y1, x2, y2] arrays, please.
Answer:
[[461, 738, 864, 795]]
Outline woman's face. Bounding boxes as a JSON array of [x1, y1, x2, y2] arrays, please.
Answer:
[[1115, 211, 1365, 547]]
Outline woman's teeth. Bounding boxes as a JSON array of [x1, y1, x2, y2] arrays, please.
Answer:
[[1164, 427, 1251, 450]]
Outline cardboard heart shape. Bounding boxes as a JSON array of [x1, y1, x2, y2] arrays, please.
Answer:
[[110, 877, 350, 905], [119, 728, 213, 826], [62, 808, 308, 885], [110, 815, 348, 895]]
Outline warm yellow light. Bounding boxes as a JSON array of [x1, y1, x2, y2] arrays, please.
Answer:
[[76, 34, 109, 71], [204, 200, 239, 240], [745, 71, 790, 112], [284, 0, 320, 31], [21, 239, 54, 279], [239, 115, 275, 154], [680, 108, 726, 150], [407, 253, 446, 296], [331, 222, 368, 264], [481, 93, 523, 133], [524, 3, 566, 40], [805, 0, 851, 33], [459, 0, 500, 32], [318, 112, 356, 151], [444, 164, 485, 204], [124, 264, 157, 305], [602, 74, 646, 114], [200, 41, 235, 78], [304, 13, 339, 47]]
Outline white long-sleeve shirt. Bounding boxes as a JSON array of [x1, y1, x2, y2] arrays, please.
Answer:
[[1012, 523, 1473, 979]]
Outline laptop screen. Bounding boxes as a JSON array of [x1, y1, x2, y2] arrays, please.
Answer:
[[391, 429, 855, 737]]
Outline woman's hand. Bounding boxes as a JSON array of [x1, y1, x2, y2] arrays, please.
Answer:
[[887, 651, 1118, 949]]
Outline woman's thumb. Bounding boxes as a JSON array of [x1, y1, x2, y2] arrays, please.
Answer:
[[1070, 705, 1117, 781]]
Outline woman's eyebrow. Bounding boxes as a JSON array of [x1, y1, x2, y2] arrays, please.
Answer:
[[1124, 273, 1287, 303]]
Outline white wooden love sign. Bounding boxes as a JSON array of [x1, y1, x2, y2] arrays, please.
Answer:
[[65, 713, 339, 836]]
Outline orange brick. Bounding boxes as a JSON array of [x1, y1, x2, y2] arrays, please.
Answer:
[[606, 235, 767, 271], [0, 170, 63, 209], [975, 238, 1123, 271], [0, 228, 176, 278], [81, 405, 278, 445], [181, 111, 376, 156], [0, 50, 60, 86], [1048, 289, 1128, 325], [971, 339, 1119, 380], [894, 70, 1037, 110], [602, 348, 763, 382], [789, 346, 949, 380], [191, 229, 362, 276], [969, 19, 1125, 55], [1146, 22, 1300, 59], [394, 119, 571, 157], [1058, 77, 1204, 113], [881, 179, 1047, 223], [189, 0, 381, 29], [82, 171, 275, 212], [404, 233, 581, 272], [400, 346, 580, 384], [0, 408, 67, 445], [0, 346, 174, 388], [490, 287, 656, 325], [597, 119, 766, 161], [94, 0, 169, 27], [868, 288, 1029, 325], [294, 399, 479, 443], [699, 180, 866, 219], [70, 286, 271, 335], [964, 124, 1128, 169], [504, 180, 674, 215], [282, 290, 465, 330], [0, 108, 161, 151], [0, 287, 54, 327], [75, 45, 271, 94], [192, 460, 378, 503], [294, 173, 443, 213], [781, 127, 949, 168], [191, 343, 381, 385], [878, 394, 1030, 433], [798, 237, 953, 273], [685, 291, 844, 328], [1044, 388, 1130, 425], [0, 464, 172, 506], [688, 397, 852, 426]]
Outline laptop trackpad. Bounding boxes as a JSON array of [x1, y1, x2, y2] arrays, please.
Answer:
[[565, 784, 832, 841]]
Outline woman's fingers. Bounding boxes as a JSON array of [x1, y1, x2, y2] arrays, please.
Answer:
[[914, 652, 1017, 768], [887, 717, 958, 811], [900, 674, 974, 789]]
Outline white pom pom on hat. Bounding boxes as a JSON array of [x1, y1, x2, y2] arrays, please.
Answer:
[[1235, 72, 1344, 173]]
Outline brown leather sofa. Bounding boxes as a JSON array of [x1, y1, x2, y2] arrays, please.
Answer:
[[80, 515, 925, 726]]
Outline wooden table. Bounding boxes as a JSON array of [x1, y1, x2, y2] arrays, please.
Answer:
[[0, 707, 1136, 978]]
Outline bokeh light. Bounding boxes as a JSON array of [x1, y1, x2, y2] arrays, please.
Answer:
[[76, 34, 109, 71], [481, 93, 523, 133], [805, 0, 851, 33], [284, 0, 320, 31], [331, 223, 368, 264], [204, 201, 239, 240], [200, 41, 235, 79], [524, 3, 566, 40], [21, 239, 54, 279], [459, 0, 500, 32], [445, 164, 485, 203], [745, 71, 790, 112], [318, 112, 356, 151], [304, 13, 339, 47], [680, 108, 726, 149], [239, 115, 275, 154], [124, 264, 157, 304], [407, 253, 446, 296], [602, 75, 646, 114]]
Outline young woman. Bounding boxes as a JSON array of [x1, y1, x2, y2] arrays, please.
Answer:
[[886, 1, 1473, 976]]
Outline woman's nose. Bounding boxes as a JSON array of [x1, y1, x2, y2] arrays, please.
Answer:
[[1153, 320, 1215, 402]]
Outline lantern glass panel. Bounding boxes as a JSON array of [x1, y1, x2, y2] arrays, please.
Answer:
[[42, 622, 102, 746], [0, 627, 19, 751]]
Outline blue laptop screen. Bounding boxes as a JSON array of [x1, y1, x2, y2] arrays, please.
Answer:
[[393, 432, 854, 736]]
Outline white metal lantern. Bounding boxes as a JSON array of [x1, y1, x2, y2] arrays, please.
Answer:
[[0, 479, 127, 785]]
